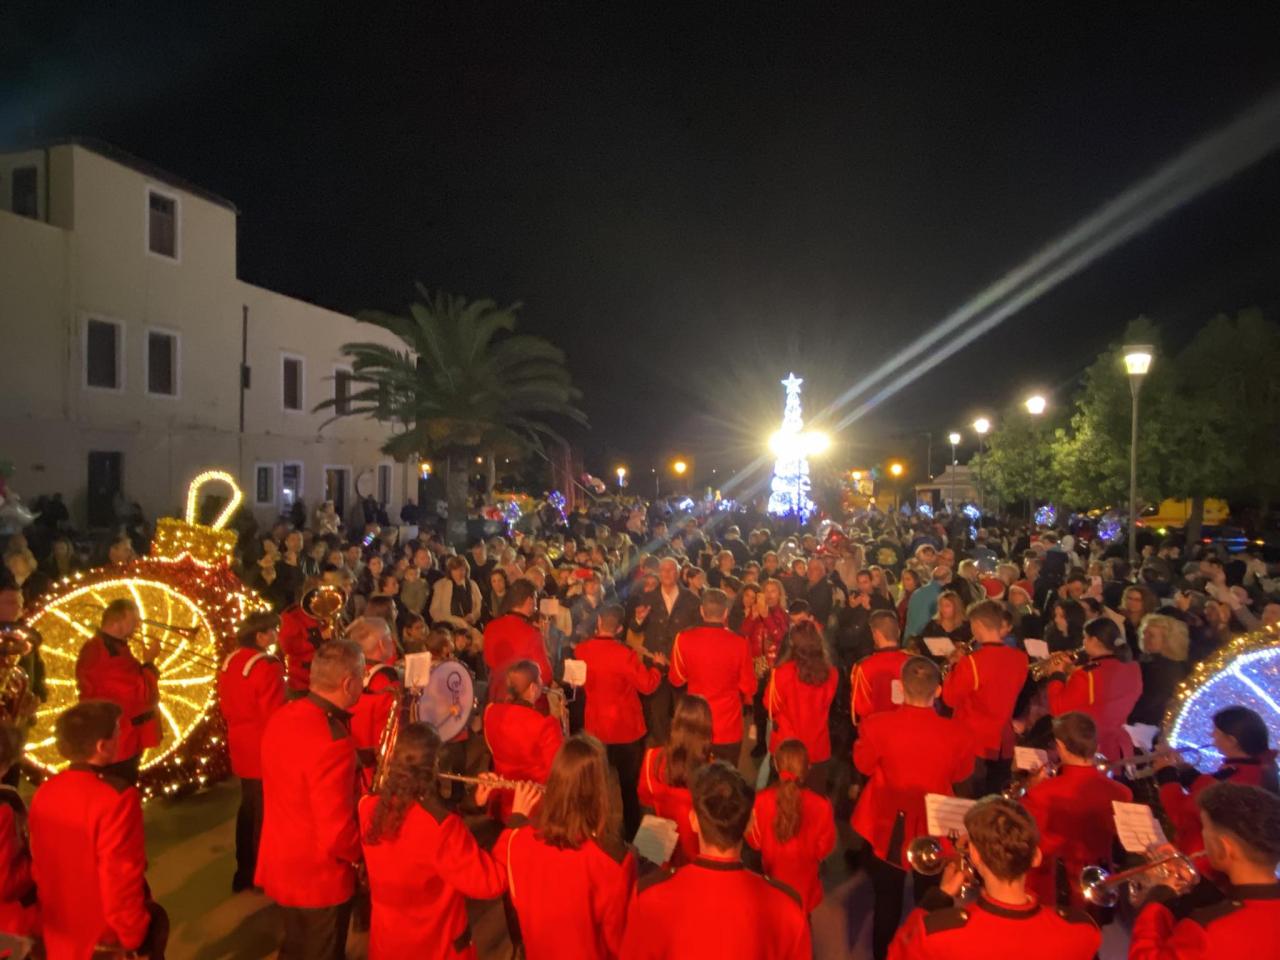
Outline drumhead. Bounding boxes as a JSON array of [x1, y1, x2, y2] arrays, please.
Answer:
[[416, 659, 476, 742]]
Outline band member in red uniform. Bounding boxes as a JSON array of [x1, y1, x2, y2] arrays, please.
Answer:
[[217, 610, 287, 892], [669, 589, 755, 764], [853, 657, 975, 960], [483, 579, 553, 699], [1130, 782, 1280, 960], [942, 600, 1030, 794], [74, 598, 160, 785], [496, 734, 637, 960], [1020, 711, 1130, 908], [346, 617, 402, 791], [888, 797, 1100, 960], [279, 573, 341, 695], [851, 611, 911, 724], [575, 604, 663, 839], [1155, 705, 1279, 856], [746, 739, 836, 913], [29, 701, 168, 960], [766, 621, 838, 790], [0, 721, 35, 938], [1046, 617, 1142, 761], [638, 694, 713, 865], [359, 722, 506, 960], [483, 660, 564, 821], [256, 640, 364, 960], [621, 761, 812, 959]]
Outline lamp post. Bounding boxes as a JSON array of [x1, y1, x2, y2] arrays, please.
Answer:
[[1024, 395, 1047, 520], [972, 417, 991, 517], [1123, 345, 1154, 566], [947, 432, 960, 513], [615, 466, 627, 490], [889, 461, 905, 513]]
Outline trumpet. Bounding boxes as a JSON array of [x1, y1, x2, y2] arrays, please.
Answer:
[[906, 835, 980, 898], [1080, 848, 1205, 908], [437, 772, 545, 792], [1001, 761, 1058, 800], [1029, 648, 1086, 681], [1093, 744, 1214, 777]]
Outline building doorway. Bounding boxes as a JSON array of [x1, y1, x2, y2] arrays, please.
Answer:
[[324, 466, 350, 524], [87, 451, 122, 528]]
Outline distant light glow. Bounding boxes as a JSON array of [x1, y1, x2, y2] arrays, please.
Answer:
[[972, 417, 991, 435], [1025, 394, 1047, 416], [768, 372, 818, 521], [889, 462, 904, 478], [1124, 345, 1154, 376], [673, 460, 688, 476], [947, 432, 961, 446], [1034, 504, 1057, 526]]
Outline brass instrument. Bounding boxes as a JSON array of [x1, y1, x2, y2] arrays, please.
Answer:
[[438, 772, 545, 792], [1080, 848, 1205, 908], [68, 605, 219, 668], [371, 681, 411, 794], [302, 584, 348, 638], [1093, 744, 1214, 777], [0, 623, 34, 725], [906, 835, 980, 898], [1001, 761, 1057, 800], [1029, 648, 1086, 681]]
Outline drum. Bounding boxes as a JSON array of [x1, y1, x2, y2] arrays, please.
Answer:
[[414, 659, 476, 742]]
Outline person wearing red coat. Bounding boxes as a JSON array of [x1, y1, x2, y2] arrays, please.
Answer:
[[29, 701, 167, 960], [669, 589, 755, 763], [346, 617, 402, 792], [766, 621, 838, 790], [359, 723, 506, 960], [1046, 617, 1142, 761], [853, 657, 974, 960], [741, 582, 790, 755], [278, 583, 334, 695], [496, 735, 636, 960], [746, 740, 836, 913], [217, 611, 287, 892], [256, 640, 364, 960], [0, 722, 35, 940], [483, 661, 564, 821], [1020, 712, 1131, 909], [888, 798, 1100, 960], [621, 761, 812, 960], [482, 580, 553, 701], [1155, 705, 1279, 857], [637, 694, 713, 867], [574, 605, 662, 839], [74, 599, 160, 784], [851, 611, 911, 724], [941, 600, 1030, 794], [1130, 782, 1280, 960]]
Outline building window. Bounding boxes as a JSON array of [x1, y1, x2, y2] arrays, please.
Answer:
[[281, 462, 302, 507], [282, 355, 303, 411], [255, 464, 276, 506], [85, 318, 122, 390], [334, 367, 352, 416], [377, 463, 392, 506], [11, 167, 37, 219], [146, 330, 178, 396], [148, 189, 178, 258]]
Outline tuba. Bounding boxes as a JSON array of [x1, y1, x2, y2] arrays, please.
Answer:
[[301, 584, 349, 638], [0, 623, 35, 725]]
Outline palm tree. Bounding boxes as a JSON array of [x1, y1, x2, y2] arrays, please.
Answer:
[[315, 285, 586, 545]]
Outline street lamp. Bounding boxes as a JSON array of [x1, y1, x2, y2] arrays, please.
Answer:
[[947, 432, 961, 512], [1024, 395, 1047, 518], [672, 460, 688, 476], [1124, 344, 1154, 565], [615, 466, 627, 489], [889, 461, 905, 513], [972, 417, 991, 516]]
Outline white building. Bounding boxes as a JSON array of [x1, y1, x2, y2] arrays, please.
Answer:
[[0, 139, 412, 529]]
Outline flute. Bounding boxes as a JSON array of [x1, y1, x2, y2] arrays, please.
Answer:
[[438, 772, 544, 791]]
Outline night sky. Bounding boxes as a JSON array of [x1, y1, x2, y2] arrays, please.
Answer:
[[5, 4, 1280, 487]]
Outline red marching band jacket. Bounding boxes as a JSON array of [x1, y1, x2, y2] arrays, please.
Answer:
[[619, 855, 812, 960], [494, 815, 636, 960], [482, 702, 563, 821], [746, 784, 836, 913], [888, 891, 1100, 960], [766, 661, 839, 762], [941, 643, 1029, 759], [852, 705, 975, 867], [74, 633, 160, 764], [850, 648, 910, 724], [1020, 762, 1131, 908], [29, 765, 153, 958], [1130, 882, 1280, 960], [742, 607, 789, 669], [482, 613, 553, 700], [574, 636, 660, 745], [1157, 755, 1278, 855], [637, 748, 698, 866], [278, 604, 326, 694], [351, 663, 402, 792], [0, 786, 35, 939], [668, 625, 755, 745], [217, 647, 287, 780], [255, 694, 361, 908], [1046, 655, 1143, 761], [358, 794, 506, 960]]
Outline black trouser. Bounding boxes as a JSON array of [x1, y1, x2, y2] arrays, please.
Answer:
[[641, 679, 675, 745], [964, 757, 1013, 798], [101, 754, 140, 786], [710, 741, 741, 766], [865, 852, 936, 960], [279, 900, 352, 960], [751, 672, 769, 745], [233, 778, 264, 889], [440, 740, 468, 805], [606, 737, 646, 841]]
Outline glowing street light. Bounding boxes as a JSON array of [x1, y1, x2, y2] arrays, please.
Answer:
[[888, 462, 904, 478], [972, 417, 991, 435], [1024, 394, 1047, 416], [947, 433, 961, 511], [615, 466, 627, 489], [1123, 344, 1155, 565], [972, 417, 991, 516], [887, 461, 905, 513], [947, 431, 961, 446], [672, 460, 688, 476]]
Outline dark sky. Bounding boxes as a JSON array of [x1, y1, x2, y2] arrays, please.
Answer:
[[5, 3, 1280, 487]]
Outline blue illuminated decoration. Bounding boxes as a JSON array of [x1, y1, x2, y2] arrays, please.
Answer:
[[917, 503, 934, 518], [548, 490, 567, 524], [1034, 504, 1057, 527], [768, 373, 817, 521], [1097, 513, 1123, 542], [502, 499, 523, 534]]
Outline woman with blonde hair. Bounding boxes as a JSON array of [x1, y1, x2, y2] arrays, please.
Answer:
[[1128, 612, 1191, 726]]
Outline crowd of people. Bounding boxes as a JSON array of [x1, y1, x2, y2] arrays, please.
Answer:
[[1, 497, 1279, 958]]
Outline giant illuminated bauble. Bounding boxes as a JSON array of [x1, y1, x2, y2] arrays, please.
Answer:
[[24, 470, 267, 800], [1164, 627, 1280, 769]]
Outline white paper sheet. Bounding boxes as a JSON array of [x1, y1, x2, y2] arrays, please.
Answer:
[[633, 814, 680, 865], [925, 793, 976, 838], [1014, 746, 1050, 772], [403, 652, 432, 689], [1125, 723, 1161, 754], [562, 658, 588, 687], [890, 678, 904, 705], [922, 636, 956, 658], [1112, 801, 1169, 854], [1023, 638, 1050, 661]]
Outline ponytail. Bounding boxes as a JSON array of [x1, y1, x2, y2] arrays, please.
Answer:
[[772, 739, 809, 843]]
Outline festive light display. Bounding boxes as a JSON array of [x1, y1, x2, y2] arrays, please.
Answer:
[[1034, 504, 1057, 527], [548, 490, 568, 524], [1096, 512, 1124, 542], [24, 471, 267, 801], [1165, 627, 1280, 770], [768, 373, 819, 521]]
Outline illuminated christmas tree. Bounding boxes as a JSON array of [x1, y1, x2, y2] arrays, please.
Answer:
[[768, 372, 819, 520]]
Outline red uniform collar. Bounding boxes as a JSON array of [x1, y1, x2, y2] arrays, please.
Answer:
[[692, 854, 745, 871], [975, 894, 1040, 919], [305, 692, 353, 723], [1232, 883, 1280, 900]]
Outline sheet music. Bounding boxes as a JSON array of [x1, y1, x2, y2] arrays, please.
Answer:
[[1113, 801, 1168, 854], [562, 658, 588, 687], [1125, 723, 1161, 754], [633, 814, 680, 865], [1014, 746, 1050, 772], [1023, 638, 1050, 661], [890, 678, 904, 705], [403, 652, 432, 689], [925, 794, 976, 838], [922, 636, 956, 658]]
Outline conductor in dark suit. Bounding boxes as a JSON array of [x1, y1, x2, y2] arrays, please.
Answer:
[[630, 556, 700, 744]]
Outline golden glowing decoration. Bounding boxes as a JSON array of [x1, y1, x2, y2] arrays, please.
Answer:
[[24, 469, 267, 801]]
